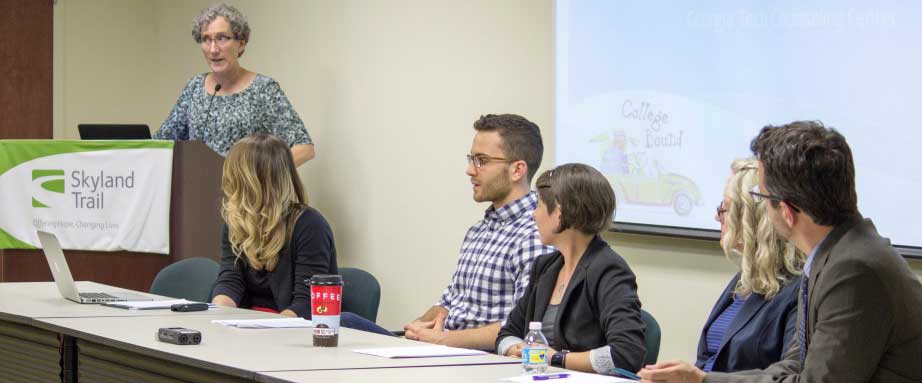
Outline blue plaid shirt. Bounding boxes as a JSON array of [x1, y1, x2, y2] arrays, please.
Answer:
[[438, 191, 555, 330]]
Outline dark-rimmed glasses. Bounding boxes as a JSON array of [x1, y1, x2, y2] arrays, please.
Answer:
[[200, 34, 236, 47], [466, 154, 512, 169], [716, 203, 728, 222], [749, 185, 801, 212]]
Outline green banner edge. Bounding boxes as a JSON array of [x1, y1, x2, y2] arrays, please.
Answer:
[[0, 140, 174, 178], [0, 227, 37, 249]]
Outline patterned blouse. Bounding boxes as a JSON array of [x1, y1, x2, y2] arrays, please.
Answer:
[[154, 73, 312, 156]]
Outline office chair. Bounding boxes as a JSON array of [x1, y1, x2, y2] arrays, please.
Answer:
[[340, 267, 381, 323], [641, 309, 662, 366], [149, 257, 220, 303]]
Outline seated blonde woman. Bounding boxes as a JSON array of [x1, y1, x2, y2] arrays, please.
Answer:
[[211, 133, 335, 317], [696, 158, 804, 372], [496, 163, 646, 375]]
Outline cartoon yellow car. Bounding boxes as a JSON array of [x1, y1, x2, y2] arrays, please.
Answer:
[[606, 160, 701, 216]]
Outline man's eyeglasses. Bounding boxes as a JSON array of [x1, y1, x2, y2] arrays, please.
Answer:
[[200, 34, 236, 47], [749, 185, 801, 212], [466, 154, 512, 169]]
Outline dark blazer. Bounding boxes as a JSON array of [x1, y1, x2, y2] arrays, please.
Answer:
[[497, 235, 646, 372], [211, 207, 337, 318], [695, 273, 801, 372], [706, 218, 922, 383]]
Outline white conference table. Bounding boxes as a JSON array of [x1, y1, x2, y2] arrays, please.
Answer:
[[35, 314, 518, 376], [0, 281, 264, 324], [0, 281, 269, 382], [256, 364, 570, 383], [1, 281, 543, 383]]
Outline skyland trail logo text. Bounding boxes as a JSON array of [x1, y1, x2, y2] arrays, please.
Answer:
[[34, 169, 137, 209], [68, 170, 136, 209]]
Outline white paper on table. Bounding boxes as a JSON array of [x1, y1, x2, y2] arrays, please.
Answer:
[[502, 371, 636, 382], [352, 345, 488, 358], [211, 318, 313, 328], [102, 299, 198, 310]]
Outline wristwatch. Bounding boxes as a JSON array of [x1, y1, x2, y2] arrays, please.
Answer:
[[550, 349, 569, 368]]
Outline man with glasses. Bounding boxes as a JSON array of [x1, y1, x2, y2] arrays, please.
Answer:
[[639, 121, 922, 383], [404, 114, 555, 350]]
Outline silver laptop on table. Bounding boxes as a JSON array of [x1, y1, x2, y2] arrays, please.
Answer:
[[37, 230, 151, 304]]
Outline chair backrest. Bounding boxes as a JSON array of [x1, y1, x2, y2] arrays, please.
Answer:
[[149, 257, 220, 303], [340, 267, 381, 322], [641, 309, 662, 366]]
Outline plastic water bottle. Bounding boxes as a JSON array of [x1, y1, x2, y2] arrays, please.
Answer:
[[522, 321, 549, 373]]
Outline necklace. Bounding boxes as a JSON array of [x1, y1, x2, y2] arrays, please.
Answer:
[[556, 281, 568, 292], [554, 269, 572, 298]]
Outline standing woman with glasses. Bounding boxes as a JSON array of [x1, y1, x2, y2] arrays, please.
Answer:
[[693, 158, 803, 373], [154, 3, 315, 166]]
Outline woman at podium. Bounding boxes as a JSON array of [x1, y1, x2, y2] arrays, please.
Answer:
[[153, 3, 315, 166], [211, 134, 335, 317]]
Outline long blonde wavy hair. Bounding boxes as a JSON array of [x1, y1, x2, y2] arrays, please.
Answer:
[[222, 134, 307, 271], [721, 158, 803, 299]]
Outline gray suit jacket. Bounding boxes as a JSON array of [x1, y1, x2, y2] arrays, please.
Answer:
[[706, 217, 922, 383]]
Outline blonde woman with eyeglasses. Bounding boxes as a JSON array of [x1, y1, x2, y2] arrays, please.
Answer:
[[211, 134, 335, 317], [693, 158, 804, 372], [154, 3, 315, 166]]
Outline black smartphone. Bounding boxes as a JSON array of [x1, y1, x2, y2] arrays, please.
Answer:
[[170, 303, 209, 312]]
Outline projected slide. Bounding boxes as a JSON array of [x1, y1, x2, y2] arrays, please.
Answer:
[[556, 1, 922, 248]]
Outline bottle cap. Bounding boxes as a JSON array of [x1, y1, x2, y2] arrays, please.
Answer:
[[529, 321, 542, 330]]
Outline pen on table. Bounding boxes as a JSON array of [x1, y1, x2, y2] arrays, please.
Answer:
[[532, 373, 569, 381], [611, 367, 640, 381]]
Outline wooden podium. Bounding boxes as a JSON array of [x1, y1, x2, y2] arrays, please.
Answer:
[[169, 141, 225, 263], [0, 141, 225, 292]]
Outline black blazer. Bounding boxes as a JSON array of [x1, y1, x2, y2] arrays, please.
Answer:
[[211, 207, 338, 318], [695, 273, 801, 372], [497, 235, 646, 372]]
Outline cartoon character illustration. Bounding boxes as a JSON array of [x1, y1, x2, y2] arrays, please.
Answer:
[[601, 130, 629, 175]]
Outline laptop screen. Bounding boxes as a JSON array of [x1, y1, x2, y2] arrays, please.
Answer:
[[36, 230, 81, 301], [78, 124, 151, 140]]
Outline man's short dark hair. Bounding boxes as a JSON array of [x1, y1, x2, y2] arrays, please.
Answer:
[[473, 114, 543, 182], [750, 120, 859, 226], [536, 163, 615, 235]]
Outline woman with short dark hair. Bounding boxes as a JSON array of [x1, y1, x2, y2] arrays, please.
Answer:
[[496, 163, 646, 375]]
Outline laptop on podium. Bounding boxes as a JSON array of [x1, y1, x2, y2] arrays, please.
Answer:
[[37, 230, 151, 303], [77, 124, 151, 140]]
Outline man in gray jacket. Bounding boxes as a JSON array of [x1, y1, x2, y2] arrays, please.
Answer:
[[639, 121, 922, 383]]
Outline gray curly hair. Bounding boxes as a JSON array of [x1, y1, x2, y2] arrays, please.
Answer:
[[192, 3, 251, 44]]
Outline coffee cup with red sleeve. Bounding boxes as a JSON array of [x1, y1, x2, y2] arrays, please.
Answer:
[[309, 274, 343, 347]]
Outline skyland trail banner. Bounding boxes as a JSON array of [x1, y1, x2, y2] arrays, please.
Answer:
[[0, 140, 174, 254]]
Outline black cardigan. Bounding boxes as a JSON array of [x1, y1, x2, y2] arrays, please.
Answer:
[[497, 235, 646, 372], [211, 207, 338, 318]]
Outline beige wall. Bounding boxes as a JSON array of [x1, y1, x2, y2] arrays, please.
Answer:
[[53, 0, 922, 362]]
